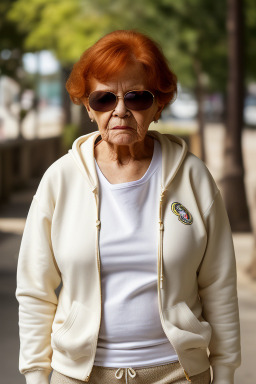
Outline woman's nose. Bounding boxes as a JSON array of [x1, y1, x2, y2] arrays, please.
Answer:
[[113, 97, 130, 117]]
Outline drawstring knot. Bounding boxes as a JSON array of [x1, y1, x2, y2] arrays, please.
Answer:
[[159, 221, 164, 231], [115, 367, 136, 383]]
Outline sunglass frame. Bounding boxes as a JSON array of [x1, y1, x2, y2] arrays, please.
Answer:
[[88, 90, 155, 112]]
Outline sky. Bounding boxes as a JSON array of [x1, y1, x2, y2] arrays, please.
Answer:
[[23, 51, 60, 75]]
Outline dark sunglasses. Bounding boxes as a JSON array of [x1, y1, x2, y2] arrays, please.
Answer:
[[88, 90, 155, 112]]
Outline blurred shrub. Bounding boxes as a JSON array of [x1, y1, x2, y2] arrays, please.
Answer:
[[61, 123, 79, 150]]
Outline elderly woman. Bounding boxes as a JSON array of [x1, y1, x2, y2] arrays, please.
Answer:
[[16, 30, 241, 384]]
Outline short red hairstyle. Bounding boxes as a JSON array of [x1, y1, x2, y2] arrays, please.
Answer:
[[66, 30, 177, 108]]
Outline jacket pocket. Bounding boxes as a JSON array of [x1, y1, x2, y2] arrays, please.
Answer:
[[52, 301, 95, 360], [163, 302, 212, 351]]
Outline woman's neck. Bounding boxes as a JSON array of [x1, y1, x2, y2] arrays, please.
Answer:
[[95, 135, 154, 166]]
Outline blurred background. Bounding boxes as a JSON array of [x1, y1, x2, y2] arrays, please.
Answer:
[[0, 0, 255, 383]]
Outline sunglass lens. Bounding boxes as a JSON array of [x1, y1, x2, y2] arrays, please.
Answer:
[[89, 91, 116, 112], [125, 91, 154, 111]]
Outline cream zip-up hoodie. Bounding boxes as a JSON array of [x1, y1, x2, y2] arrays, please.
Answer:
[[16, 131, 241, 384]]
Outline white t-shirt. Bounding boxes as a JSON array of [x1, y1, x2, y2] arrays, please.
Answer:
[[94, 139, 178, 368]]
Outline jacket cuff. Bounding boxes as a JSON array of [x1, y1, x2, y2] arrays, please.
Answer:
[[212, 365, 235, 384], [24, 369, 51, 384]]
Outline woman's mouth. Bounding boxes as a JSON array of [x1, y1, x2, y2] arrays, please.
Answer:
[[112, 126, 134, 130]]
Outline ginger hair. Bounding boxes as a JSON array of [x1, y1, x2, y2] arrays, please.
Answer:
[[66, 30, 177, 108]]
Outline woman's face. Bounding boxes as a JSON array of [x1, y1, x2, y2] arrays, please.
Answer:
[[83, 63, 163, 147]]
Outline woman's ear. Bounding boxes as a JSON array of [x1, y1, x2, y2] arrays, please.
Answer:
[[154, 104, 165, 121], [82, 97, 94, 121]]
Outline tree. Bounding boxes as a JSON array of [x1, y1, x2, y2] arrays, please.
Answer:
[[8, 0, 228, 142], [8, 0, 112, 131], [244, 0, 256, 82], [220, 0, 251, 232], [0, 0, 26, 79], [0, 0, 32, 138], [244, 0, 256, 277], [8, 1, 111, 64]]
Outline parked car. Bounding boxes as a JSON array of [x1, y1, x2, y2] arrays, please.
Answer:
[[170, 92, 198, 120]]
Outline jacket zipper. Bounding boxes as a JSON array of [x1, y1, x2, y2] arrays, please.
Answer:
[[157, 189, 191, 382], [84, 190, 102, 382]]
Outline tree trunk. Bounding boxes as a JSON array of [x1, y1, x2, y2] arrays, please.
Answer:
[[220, 0, 251, 232], [194, 59, 206, 162]]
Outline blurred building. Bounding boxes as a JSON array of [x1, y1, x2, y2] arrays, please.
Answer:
[[0, 76, 20, 139]]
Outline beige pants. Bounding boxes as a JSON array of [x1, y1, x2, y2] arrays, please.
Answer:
[[50, 362, 211, 384]]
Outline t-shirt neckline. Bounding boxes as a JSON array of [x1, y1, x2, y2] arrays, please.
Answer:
[[95, 139, 161, 190]]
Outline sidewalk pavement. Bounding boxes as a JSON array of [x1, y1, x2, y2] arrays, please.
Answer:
[[233, 233, 256, 384], [0, 182, 37, 384], [0, 179, 256, 384]]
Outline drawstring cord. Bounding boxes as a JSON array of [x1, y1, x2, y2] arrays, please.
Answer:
[[159, 187, 166, 289], [93, 189, 101, 276], [115, 367, 136, 383], [158, 186, 191, 382], [93, 188, 101, 230]]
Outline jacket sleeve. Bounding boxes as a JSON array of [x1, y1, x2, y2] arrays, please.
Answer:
[[197, 190, 241, 384], [16, 195, 61, 384]]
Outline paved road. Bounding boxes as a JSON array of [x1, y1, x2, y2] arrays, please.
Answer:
[[0, 183, 35, 384], [235, 269, 256, 384]]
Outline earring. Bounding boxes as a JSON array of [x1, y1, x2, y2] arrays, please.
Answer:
[[91, 118, 94, 123], [154, 120, 159, 124]]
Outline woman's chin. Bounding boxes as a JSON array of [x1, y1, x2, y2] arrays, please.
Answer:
[[106, 130, 139, 146]]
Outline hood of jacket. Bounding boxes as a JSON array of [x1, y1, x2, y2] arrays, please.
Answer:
[[68, 130, 188, 192]]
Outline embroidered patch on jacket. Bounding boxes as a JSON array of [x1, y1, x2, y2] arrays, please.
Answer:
[[171, 202, 193, 225]]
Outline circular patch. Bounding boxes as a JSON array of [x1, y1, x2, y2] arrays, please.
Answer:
[[171, 202, 193, 225]]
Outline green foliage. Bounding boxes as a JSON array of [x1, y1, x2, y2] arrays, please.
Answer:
[[0, 0, 27, 78], [8, 0, 112, 63], [6, 0, 256, 91], [0, 0, 25, 50], [245, 0, 256, 81]]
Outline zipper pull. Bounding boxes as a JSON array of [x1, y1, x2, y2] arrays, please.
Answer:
[[184, 370, 191, 382]]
